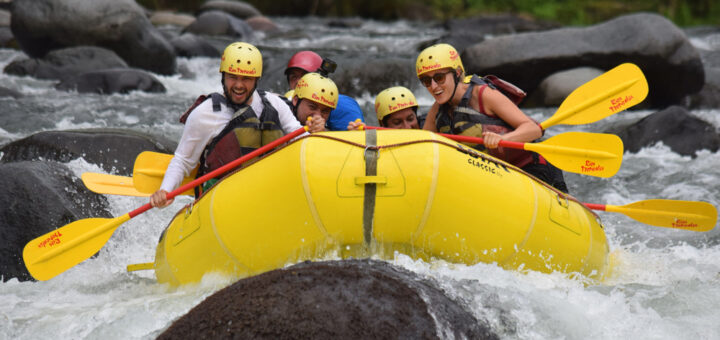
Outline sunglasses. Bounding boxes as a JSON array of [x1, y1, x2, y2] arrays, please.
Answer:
[[419, 70, 453, 87]]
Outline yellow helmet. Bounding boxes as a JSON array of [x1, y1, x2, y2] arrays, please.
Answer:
[[294, 73, 338, 109], [416, 43, 464, 77], [374, 86, 418, 122], [284, 89, 295, 99], [219, 42, 262, 77]]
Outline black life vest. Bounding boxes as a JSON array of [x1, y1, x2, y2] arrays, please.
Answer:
[[435, 75, 538, 168], [180, 90, 284, 177]]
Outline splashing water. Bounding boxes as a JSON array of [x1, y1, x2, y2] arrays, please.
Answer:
[[0, 17, 718, 339]]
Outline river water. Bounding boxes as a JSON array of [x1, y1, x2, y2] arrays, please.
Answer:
[[1, 17, 719, 339]]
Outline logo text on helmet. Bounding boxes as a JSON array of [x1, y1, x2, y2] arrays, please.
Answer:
[[228, 65, 256, 75], [449, 50, 458, 61], [312, 93, 335, 107], [389, 100, 416, 112], [417, 62, 441, 74], [296, 79, 309, 88]]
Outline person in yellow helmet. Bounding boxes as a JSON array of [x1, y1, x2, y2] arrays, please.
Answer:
[[416, 43, 568, 193], [347, 86, 420, 130], [150, 42, 320, 207], [291, 72, 338, 131], [284, 50, 364, 131]]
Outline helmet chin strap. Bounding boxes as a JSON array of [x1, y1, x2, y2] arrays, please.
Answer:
[[447, 71, 461, 106], [292, 98, 302, 117]]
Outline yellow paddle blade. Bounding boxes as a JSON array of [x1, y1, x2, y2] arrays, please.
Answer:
[[606, 200, 717, 232], [23, 214, 130, 281], [81, 172, 149, 197], [525, 132, 624, 178], [132, 151, 196, 195], [127, 262, 155, 272], [540, 63, 649, 129]]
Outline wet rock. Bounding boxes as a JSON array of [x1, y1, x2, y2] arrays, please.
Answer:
[[426, 14, 561, 54], [54, 68, 166, 94], [159, 259, 497, 339], [10, 0, 176, 75], [198, 0, 261, 20], [0, 8, 8, 26], [149, 11, 196, 28], [332, 57, 416, 98], [0, 26, 13, 48], [0, 9, 15, 48], [0, 129, 176, 175], [245, 15, 279, 33], [0, 161, 112, 282], [3, 46, 128, 81], [327, 17, 364, 29], [610, 106, 720, 157], [527, 67, 604, 107], [688, 47, 720, 109], [0, 85, 21, 98], [463, 13, 704, 108], [170, 33, 222, 58], [183, 10, 254, 39]]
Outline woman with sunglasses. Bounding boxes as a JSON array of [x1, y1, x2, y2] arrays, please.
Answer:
[[416, 43, 568, 193]]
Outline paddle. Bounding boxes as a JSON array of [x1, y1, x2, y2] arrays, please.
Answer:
[[133, 151, 197, 195], [81, 172, 148, 197], [584, 199, 717, 232], [539, 63, 648, 129], [23, 126, 308, 281], [440, 131, 623, 178], [81, 152, 196, 196]]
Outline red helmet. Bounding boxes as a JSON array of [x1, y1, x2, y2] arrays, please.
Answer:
[[285, 51, 322, 75]]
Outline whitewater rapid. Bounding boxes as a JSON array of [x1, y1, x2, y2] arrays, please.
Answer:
[[1, 17, 719, 339]]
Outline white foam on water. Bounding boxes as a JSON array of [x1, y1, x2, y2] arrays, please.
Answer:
[[1, 20, 719, 340]]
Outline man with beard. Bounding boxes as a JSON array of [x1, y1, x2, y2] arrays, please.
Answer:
[[150, 42, 323, 207]]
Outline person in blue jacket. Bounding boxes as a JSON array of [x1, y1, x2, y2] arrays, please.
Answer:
[[283, 50, 364, 131]]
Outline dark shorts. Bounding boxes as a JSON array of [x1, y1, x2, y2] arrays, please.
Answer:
[[522, 161, 569, 194]]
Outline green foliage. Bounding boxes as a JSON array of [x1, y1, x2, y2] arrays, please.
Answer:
[[135, 0, 719, 26], [455, 0, 719, 26]]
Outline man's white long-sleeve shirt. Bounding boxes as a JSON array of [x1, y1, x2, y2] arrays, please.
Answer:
[[160, 90, 302, 192]]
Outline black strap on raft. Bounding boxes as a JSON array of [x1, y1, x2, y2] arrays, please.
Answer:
[[362, 128, 378, 246]]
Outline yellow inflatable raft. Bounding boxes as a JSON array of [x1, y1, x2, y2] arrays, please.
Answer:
[[153, 129, 609, 286]]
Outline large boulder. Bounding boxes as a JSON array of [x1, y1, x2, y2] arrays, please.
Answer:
[[610, 106, 720, 157], [149, 11, 196, 28], [0, 129, 176, 176], [183, 10, 254, 39], [0, 85, 21, 98], [197, 0, 261, 20], [3, 46, 128, 80], [425, 14, 561, 54], [10, 0, 176, 75], [169, 33, 222, 58], [462, 13, 704, 108], [0, 9, 14, 48], [159, 260, 497, 339], [332, 57, 417, 98], [528, 67, 605, 107], [54, 68, 166, 94], [245, 15, 279, 33], [688, 38, 720, 109], [0, 25, 13, 48], [0, 161, 112, 282]]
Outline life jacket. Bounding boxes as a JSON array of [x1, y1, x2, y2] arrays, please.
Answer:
[[179, 90, 284, 193], [435, 75, 540, 168]]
